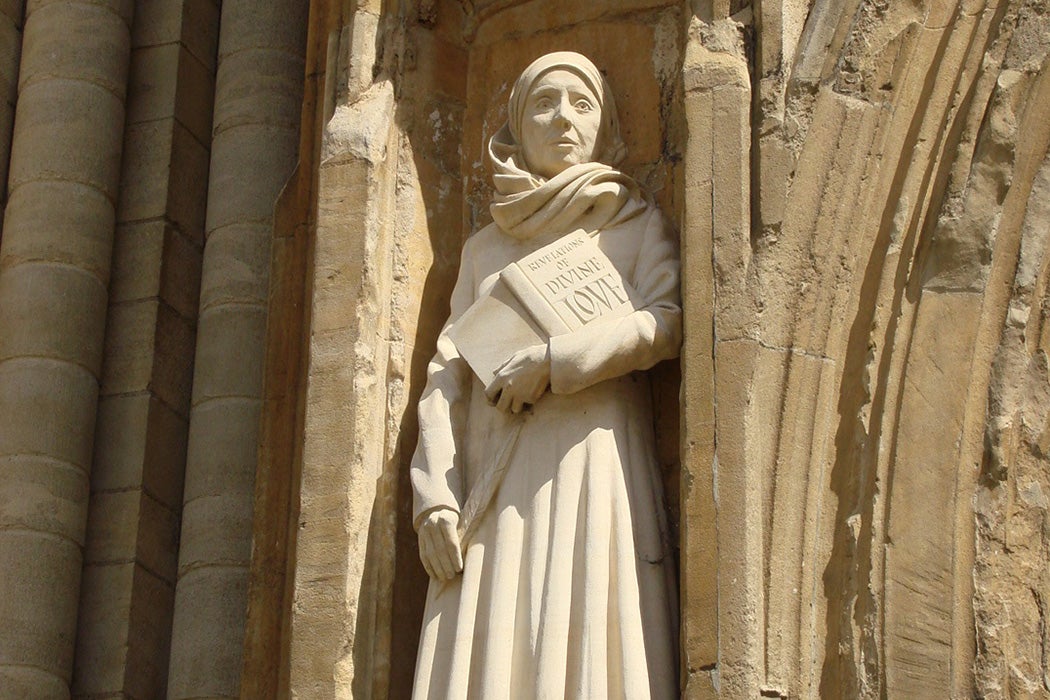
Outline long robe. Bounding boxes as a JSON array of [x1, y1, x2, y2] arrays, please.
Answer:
[[410, 198, 681, 699]]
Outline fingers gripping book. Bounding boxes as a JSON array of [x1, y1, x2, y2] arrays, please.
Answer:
[[447, 230, 641, 387]]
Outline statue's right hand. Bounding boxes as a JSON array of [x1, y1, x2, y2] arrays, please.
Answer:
[[418, 508, 464, 581]]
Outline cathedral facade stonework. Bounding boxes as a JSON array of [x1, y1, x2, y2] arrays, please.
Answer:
[[0, 1, 1047, 698]]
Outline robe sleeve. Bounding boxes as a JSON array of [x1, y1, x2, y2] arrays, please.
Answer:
[[548, 208, 681, 395], [410, 239, 476, 529]]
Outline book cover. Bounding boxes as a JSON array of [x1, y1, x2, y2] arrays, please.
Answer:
[[448, 230, 638, 386]]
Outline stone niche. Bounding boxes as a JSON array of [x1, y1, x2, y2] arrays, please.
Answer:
[[246, 0, 1050, 697], [249, 1, 711, 697]]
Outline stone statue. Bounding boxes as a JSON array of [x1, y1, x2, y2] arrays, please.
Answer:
[[410, 51, 681, 698]]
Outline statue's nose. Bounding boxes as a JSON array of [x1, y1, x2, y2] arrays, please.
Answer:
[[552, 96, 573, 128]]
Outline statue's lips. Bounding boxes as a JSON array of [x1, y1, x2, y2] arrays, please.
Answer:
[[550, 138, 578, 147]]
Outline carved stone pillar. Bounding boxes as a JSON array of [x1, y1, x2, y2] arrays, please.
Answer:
[[680, 13, 754, 699], [70, 0, 219, 696], [0, 0, 132, 693], [0, 0, 24, 234], [165, 1, 306, 697]]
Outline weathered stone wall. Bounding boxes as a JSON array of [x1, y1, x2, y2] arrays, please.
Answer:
[[0, 0, 307, 697], [971, 4, 1050, 696], [0, 0, 1047, 698], [273, 0, 1050, 697], [274, 3, 468, 697], [737, 0, 1050, 696]]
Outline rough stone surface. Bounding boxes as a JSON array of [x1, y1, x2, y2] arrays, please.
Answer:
[[260, 0, 1050, 697], [165, 0, 305, 697], [0, 0, 1046, 698], [0, 0, 131, 692]]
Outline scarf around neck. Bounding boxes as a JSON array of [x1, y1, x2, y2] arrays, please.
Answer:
[[488, 124, 647, 241]]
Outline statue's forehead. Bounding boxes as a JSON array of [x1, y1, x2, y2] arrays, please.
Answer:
[[526, 69, 598, 97]]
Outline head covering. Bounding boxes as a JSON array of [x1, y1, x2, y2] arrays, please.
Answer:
[[488, 51, 644, 241], [506, 51, 626, 168]]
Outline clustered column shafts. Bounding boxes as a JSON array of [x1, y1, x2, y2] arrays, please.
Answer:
[[165, 1, 307, 697], [69, 0, 219, 696], [0, 0, 132, 694]]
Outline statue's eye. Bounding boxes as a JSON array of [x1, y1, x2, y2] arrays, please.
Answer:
[[533, 97, 553, 110], [575, 99, 594, 112]]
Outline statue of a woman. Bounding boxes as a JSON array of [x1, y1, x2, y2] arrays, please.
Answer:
[[410, 51, 680, 698]]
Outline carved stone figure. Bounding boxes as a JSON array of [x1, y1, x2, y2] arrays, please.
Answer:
[[410, 51, 681, 698]]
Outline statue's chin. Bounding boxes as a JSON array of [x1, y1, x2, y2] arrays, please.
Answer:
[[524, 146, 592, 180], [533, 158, 581, 180]]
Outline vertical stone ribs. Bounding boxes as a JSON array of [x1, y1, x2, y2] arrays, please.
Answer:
[[72, 1, 218, 697], [972, 2, 1050, 695], [287, 3, 399, 691], [0, 0, 132, 695], [240, 0, 346, 696], [681, 13, 755, 700], [741, 0, 1050, 697], [166, 1, 307, 698]]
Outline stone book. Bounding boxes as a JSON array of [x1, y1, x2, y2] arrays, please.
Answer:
[[448, 229, 639, 386]]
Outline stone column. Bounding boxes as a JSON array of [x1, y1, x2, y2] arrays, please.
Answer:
[[0, 0, 132, 694], [165, 1, 306, 697], [0, 0, 24, 235], [70, 0, 219, 696], [680, 13, 757, 699]]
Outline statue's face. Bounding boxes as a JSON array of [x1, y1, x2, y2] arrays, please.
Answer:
[[520, 69, 602, 179]]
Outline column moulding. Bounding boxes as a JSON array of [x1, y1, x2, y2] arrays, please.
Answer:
[[166, 1, 307, 697], [0, 0, 132, 692], [680, 13, 757, 699]]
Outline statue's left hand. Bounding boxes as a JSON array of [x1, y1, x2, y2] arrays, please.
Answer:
[[485, 343, 551, 414]]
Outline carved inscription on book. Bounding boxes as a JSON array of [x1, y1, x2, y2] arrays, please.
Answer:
[[448, 230, 638, 385]]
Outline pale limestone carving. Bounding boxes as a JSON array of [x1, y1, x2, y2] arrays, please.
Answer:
[[410, 52, 681, 698]]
